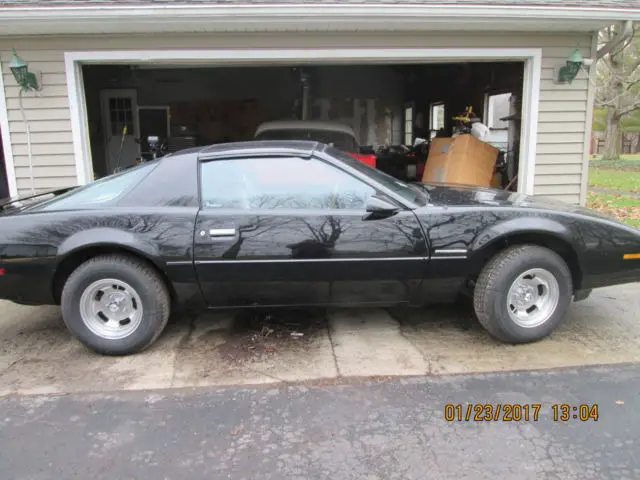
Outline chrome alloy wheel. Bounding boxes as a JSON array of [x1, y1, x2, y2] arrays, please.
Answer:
[[79, 279, 144, 340], [506, 268, 560, 328]]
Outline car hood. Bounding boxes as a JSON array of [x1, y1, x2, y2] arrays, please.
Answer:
[[416, 182, 620, 223]]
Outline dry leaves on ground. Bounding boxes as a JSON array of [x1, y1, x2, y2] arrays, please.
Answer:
[[588, 194, 640, 225]]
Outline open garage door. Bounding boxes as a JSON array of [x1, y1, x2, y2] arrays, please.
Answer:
[[81, 60, 525, 191]]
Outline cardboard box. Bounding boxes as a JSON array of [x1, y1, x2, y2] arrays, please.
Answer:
[[422, 134, 499, 187], [491, 172, 502, 189]]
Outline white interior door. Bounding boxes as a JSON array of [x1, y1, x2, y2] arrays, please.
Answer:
[[100, 89, 140, 173]]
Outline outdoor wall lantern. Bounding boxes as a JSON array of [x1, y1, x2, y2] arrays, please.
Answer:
[[556, 48, 586, 85], [7, 48, 41, 195], [9, 48, 40, 91]]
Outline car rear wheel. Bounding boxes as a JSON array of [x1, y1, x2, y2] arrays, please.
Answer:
[[473, 245, 573, 344], [61, 254, 170, 356]]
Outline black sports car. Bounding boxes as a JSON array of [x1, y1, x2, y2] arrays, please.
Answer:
[[1, 141, 639, 356]]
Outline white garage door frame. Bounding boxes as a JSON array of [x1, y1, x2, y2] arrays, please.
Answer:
[[0, 59, 19, 198], [64, 47, 542, 195]]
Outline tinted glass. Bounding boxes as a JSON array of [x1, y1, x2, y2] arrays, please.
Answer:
[[201, 157, 375, 211], [325, 146, 428, 206], [255, 129, 358, 152], [33, 163, 156, 211]]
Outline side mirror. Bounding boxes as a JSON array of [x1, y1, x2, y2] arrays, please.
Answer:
[[365, 195, 399, 218]]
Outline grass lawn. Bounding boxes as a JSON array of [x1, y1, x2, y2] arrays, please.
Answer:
[[587, 154, 639, 229], [588, 168, 640, 192], [590, 154, 640, 162], [589, 155, 640, 173], [587, 193, 640, 229]]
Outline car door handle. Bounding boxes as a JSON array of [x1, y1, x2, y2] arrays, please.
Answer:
[[209, 228, 236, 237]]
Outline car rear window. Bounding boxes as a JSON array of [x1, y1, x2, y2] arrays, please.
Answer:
[[256, 129, 358, 152], [31, 163, 157, 212]]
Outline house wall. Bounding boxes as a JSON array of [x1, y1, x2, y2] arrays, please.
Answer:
[[0, 31, 595, 203]]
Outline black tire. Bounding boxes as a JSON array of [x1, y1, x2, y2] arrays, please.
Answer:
[[473, 245, 573, 344], [61, 254, 170, 356]]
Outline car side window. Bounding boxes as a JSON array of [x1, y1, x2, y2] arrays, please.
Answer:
[[200, 156, 375, 210]]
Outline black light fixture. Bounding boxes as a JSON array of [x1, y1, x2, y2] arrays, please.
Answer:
[[8, 48, 39, 91]]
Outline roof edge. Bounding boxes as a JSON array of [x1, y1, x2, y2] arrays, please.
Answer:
[[0, 3, 638, 20], [0, 4, 636, 36]]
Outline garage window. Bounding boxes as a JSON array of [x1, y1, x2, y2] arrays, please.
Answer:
[[107, 96, 136, 136], [484, 92, 512, 130], [429, 103, 445, 139], [200, 156, 375, 210], [404, 104, 414, 145]]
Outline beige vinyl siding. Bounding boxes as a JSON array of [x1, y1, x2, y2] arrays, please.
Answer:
[[12, 143, 74, 155], [7, 108, 70, 122], [536, 163, 583, 175], [538, 111, 587, 122], [538, 122, 586, 134], [537, 144, 587, 155], [1, 31, 594, 202], [536, 153, 585, 165]]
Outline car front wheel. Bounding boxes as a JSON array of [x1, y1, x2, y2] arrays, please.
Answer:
[[61, 254, 170, 356], [473, 245, 573, 344]]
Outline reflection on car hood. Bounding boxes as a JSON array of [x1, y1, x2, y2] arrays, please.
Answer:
[[416, 182, 618, 222]]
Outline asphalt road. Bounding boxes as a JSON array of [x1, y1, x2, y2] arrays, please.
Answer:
[[1, 364, 639, 480]]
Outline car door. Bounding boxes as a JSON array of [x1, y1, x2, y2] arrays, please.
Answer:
[[193, 154, 428, 307]]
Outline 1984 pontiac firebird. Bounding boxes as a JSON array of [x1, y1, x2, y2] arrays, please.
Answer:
[[1, 141, 639, 356]]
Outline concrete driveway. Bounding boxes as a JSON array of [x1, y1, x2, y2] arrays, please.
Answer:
[[0, 283, 638, 397]]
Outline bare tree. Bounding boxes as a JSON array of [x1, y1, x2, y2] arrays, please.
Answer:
[[596, 23, 640, 159]]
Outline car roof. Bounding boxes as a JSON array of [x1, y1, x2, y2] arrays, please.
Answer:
[[254, 120, 357, 138], [198, 140, 321, 160]]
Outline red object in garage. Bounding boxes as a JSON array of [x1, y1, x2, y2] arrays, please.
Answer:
[[350, 153, 377, 169]]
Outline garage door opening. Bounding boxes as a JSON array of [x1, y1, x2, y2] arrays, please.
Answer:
[[81, 60, 525, 190]]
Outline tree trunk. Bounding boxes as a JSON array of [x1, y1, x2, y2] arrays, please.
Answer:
[[602, 107, 621, 160], [634, 133, 640, 154]]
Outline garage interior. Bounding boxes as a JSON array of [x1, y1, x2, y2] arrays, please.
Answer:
[[82, 60, 524, 190]]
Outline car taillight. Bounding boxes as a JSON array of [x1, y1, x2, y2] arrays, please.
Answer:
[[349, 153, 377, 168]]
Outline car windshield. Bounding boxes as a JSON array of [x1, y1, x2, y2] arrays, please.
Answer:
[[256, 129, 358, 152], [29, 162, 157, 212], [326, 146, 429, 206]]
